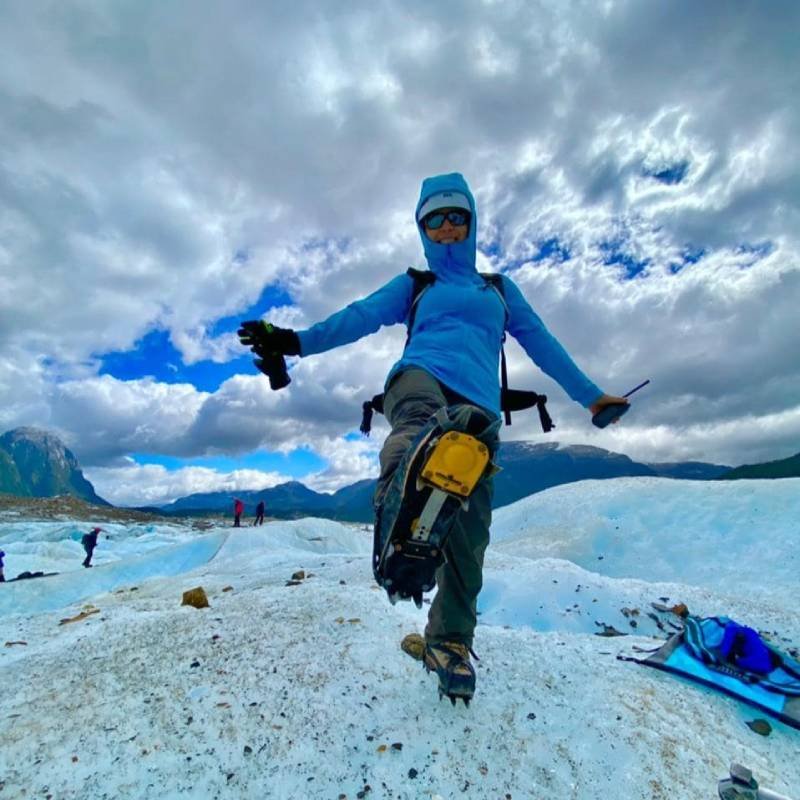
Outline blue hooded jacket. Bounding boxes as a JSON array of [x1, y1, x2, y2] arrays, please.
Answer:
[[297, 172, 601, 415]]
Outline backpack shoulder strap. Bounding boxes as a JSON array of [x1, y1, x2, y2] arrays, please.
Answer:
[[479, 272, 513, 424], [479, 272, 509, 318], [407, 267, 436, 285], [405, 268, 436, 345], [478, 271, 504, 292]]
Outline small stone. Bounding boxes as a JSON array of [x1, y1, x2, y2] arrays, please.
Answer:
[[408, 768, 418, 779], [190, 660, 200, 668], [222, 586, 233, 592], [671, 603, 689, 618], [181, 587, 209, 609], [391, 742, 403, 751], [291, 570, 305, 581], [746, 719, 772, 737], [526, 712, 536, 720], [244, 745, 253, 755], [594, 623, 627, 637]]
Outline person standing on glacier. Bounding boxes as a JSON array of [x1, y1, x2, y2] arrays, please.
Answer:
[[239, 172, 627, 703]]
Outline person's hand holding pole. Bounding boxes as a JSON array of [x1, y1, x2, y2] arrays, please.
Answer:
[[590, 380, 650, 428]]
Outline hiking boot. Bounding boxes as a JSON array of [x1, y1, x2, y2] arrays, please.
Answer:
[[423, 641, 476, 706]]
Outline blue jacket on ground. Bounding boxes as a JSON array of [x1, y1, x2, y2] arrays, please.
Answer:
[[297, 173, 602, 415]]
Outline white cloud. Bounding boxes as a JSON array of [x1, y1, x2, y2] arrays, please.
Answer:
[[0, 0, 798, 494], [85, 461, 288, 508]]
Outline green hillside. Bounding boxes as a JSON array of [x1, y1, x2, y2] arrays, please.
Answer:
[[720, 452, 800, 480]]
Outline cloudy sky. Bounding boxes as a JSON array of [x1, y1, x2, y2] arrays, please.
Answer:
[[1, 1, 798, 507]]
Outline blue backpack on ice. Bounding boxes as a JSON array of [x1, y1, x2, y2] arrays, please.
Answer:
[[625, 614, 800, 730], [683, 617, 787, 683]]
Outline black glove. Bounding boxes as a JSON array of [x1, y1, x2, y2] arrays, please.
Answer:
[[237, 321, 301, 357]]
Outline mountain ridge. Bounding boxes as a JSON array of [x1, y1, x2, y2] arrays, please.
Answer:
[[155, 441, 731, 523], [0, 427, 109, 506], [718, 451, 800, 480]]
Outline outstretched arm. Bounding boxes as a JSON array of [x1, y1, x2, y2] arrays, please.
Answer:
[[297, 273, 413, 356], [502, 275, 603, 408]]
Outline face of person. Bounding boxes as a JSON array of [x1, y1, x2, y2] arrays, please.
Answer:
[[423, 207, 470, 244]]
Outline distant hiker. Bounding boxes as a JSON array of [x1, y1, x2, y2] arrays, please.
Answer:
[[81, 527, 102, 568], [254, 500, 265, 526], [233, 498, 244, 528], [0, 549, 5, 582], [239, 172, 627, 705]]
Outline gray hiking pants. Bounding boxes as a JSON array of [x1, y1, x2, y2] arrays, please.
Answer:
[[375, 368, 497, 649]]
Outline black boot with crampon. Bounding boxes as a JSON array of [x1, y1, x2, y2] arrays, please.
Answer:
[[400, 633, 479, 706], [372, 403, 500, 609], [424, 641, 479, 706]]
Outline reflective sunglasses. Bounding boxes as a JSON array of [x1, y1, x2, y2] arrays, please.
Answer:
[[422, 209, 470, 229]]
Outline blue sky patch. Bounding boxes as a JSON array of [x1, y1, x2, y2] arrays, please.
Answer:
[[645, 161, 690, 185], [479, 238, 503, 259], [480, 235, 571, 268], [99, 329, 253, 392], [736, 241, 774, 263], [670, 246, 707, 274], [208, 282, 294, 337], [535, 237, 571, 262], [100, 281, 295, 392], [600, 240, 649, 279], [132, 447, 326, 477]]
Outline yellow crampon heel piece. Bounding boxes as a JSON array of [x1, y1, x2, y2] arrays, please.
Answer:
[[420, 432, 490, 497]]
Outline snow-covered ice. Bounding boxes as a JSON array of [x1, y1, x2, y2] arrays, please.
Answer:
[[0, 478, 798, 799]]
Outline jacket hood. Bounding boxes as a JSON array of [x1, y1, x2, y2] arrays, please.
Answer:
[[416, 172, 477, 277]]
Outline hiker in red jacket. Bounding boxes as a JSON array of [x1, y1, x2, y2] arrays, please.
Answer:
[[233, 498, 244, 528]]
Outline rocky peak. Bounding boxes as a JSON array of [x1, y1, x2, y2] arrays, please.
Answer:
[[0, 427, 108, 505]]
